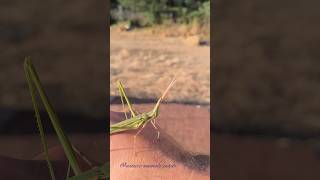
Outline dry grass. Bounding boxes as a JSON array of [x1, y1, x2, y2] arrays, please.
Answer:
[[110, 27, 210, 104]]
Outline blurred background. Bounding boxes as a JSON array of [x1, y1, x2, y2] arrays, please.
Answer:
[[109, 0, 211, 167], [4, 0, 320, 179], [110, 0, 210, 104], [0, 0, 107, 164], [213, 0, 320, 179]]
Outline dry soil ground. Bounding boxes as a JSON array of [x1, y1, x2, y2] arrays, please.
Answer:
[[110, 27, 210, 105]]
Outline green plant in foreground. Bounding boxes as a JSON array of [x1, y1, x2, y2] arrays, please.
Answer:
[[24, 57, 108, 180]]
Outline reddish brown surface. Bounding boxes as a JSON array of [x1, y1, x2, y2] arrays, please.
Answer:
[[0, 104, 319, 179], [214, 134, 320, 180], [111, 103, 210, 155], [110, 110, 210, 180], [111, 104, 320, 180], [0, 145, 104, 180]]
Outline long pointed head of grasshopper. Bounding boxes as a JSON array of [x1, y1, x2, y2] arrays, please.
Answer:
[[151, 78, 177, 117]]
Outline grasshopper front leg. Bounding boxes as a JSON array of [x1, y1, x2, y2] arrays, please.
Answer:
[[117, 80, 138, 118]]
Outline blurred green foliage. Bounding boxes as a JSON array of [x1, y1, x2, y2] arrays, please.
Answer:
[[110, 0, 210, 26]]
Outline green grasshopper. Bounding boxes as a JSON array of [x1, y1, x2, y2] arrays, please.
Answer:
[[24, 57, 175, 179], [110, 78, 176, 153], [24, 57, 108, 180]]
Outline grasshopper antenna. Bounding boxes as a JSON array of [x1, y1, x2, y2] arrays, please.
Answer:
[[152, 77, 177, 114]]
